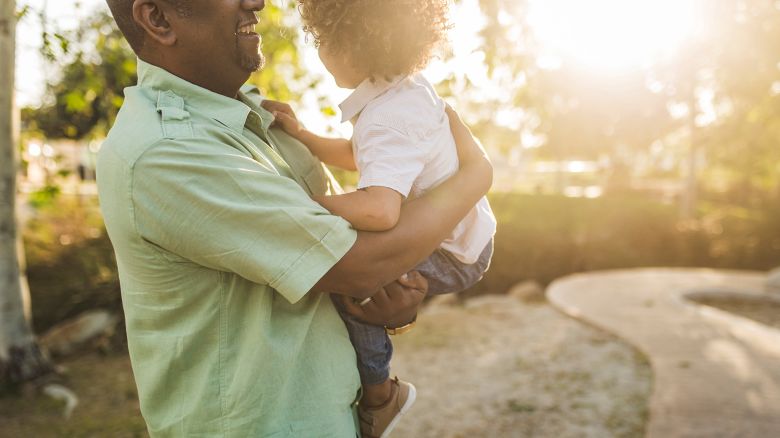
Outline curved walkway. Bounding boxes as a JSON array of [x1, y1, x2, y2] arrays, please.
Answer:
[[547, 268, 780, 438]]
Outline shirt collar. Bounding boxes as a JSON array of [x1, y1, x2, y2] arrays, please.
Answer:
[[137, 58, 272, 132], [338, 76, 405, 123]]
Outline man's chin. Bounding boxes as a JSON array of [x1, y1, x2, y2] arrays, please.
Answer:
[[240, 53, 265, 73]]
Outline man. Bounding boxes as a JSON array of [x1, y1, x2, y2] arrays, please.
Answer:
[[98, 0, 492, 436]]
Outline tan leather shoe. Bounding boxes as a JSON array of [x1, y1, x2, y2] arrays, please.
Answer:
[[358, 377, 416, 438]]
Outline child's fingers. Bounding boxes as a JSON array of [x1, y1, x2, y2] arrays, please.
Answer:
[[272, 111, 295, 129], [261, 99, 282, 114], [264, 100, 295, 116]]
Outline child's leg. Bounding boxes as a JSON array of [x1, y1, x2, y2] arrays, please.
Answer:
[[330, 295, 393, 402], [414, 238, 494, 295], [331, 295, 417, 438]]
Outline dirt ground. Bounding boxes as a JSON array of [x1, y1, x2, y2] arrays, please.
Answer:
[[0, 353, 146, 438], [392, 295, 652, 438], [0, 296, 653, 438]]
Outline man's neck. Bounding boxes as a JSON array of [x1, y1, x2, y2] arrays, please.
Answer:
[[138, 53, 245, 98]]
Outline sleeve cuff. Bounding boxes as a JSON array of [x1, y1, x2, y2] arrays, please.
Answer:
[[270, 221, 358, 304]]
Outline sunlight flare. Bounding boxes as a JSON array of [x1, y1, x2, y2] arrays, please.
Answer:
[[529, 0, 701, 71]]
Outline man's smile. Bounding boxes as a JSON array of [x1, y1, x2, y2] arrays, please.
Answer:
[[236, 20, 260, 42]]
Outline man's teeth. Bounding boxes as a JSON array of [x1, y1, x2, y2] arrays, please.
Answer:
[[237, 24, 255, 35]]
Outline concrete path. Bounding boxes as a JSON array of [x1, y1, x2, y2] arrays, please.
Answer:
[[546, 268, 780, 438]]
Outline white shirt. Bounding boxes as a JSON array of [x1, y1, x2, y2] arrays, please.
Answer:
[[340, 74, 496, 264]]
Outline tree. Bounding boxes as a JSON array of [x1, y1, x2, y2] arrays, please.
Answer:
[[25, 1, 312, 141], [0, 0, 53, 389]]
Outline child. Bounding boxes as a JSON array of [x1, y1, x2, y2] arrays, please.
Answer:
[[262, 1, 496, 436]]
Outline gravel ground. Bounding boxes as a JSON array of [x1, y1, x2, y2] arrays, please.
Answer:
[[390, 295, 653, 438]]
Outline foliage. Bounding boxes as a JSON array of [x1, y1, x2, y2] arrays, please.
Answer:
[[248, 0, 318, 103], [22, 11, 136, 140], [467, 0, 780, 210], [22, 2, 315, 140], [465, 193, 780, 299], [701, 1, 780, 205], [23, 196, 119, 333]]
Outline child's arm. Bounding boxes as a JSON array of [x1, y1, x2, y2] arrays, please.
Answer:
[[313, 186, 403, 232], [261, 100, 357, 171]]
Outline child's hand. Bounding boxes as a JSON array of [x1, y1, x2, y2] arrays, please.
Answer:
[[261, 99, 305, 138]]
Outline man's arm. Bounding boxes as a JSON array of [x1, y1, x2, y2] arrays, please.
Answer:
[[312, 106, 492, 299]]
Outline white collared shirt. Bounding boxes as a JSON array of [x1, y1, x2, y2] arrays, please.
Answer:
[[339, 74, 496, 264]]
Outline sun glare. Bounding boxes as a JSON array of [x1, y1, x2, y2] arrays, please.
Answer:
[[528, 0, 701, 71]]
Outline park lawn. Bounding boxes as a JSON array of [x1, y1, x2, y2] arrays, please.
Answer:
[[0, 352, 147, 438]]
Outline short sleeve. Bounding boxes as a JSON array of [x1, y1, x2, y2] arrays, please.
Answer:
[[354, 124, 427, 197], [131, 138, 357, 304]]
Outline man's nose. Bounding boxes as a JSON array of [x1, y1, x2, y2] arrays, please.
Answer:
[[242, 0, 265, 11]]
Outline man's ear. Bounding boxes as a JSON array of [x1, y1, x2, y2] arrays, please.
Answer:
[[132, 0, 177, 47]]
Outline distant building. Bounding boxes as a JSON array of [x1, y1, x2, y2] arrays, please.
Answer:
[[21, 138, 100, 189]]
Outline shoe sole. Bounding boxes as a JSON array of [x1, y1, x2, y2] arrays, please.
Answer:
[[379, 382, 416, 438]]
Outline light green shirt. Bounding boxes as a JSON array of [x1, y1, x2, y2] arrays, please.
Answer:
[[97, 59, 360, 437]]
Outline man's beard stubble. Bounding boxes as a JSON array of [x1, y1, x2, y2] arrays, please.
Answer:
[[239, 46, 265, 73]]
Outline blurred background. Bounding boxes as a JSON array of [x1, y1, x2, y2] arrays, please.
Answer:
[[2, 0, 780, 436]]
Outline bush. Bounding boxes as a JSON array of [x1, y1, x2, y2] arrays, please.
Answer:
[[23, 196, 120, 333], [466, 193, 780, 298]]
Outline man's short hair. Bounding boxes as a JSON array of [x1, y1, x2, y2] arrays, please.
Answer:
[[105, 0, 192, 54]]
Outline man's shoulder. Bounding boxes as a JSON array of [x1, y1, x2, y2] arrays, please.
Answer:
[[100, 86, 169, 168], [101, 85, 218, 168]]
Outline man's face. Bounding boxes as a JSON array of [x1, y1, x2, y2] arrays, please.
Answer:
[[172, 0, 266, 86]]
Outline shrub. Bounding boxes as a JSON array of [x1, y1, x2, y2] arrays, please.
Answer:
[[466, 193, 780, 298], [23, 196, 120, 333]]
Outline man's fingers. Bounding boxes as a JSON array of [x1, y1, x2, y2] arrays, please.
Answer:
[[368, 287, 392, 308], [397, 271, 428, 291], [342, 295, 367, 318]]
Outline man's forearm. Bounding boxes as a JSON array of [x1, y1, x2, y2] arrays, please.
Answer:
[[313, 153, 492, 298]]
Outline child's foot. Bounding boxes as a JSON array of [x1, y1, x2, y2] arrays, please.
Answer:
[[358, 377, 416, 438]]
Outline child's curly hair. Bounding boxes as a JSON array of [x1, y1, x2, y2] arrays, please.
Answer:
[[298, 0, 450, 81]]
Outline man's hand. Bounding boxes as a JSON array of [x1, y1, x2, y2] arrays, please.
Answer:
[[341, 271, 428, 328], [445, 104, 491, 173], [261, 99, 305, 139]]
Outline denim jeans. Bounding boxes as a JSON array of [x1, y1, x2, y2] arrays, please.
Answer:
[[334, 239, 494, 385]]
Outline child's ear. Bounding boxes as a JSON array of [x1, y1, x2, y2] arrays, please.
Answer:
[[133, 0, 177, 47]]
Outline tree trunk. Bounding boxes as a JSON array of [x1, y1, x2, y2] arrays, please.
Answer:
[[0, 0, 53, 389]]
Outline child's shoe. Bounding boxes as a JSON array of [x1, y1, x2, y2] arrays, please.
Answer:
[[358, 377, 416, 438]]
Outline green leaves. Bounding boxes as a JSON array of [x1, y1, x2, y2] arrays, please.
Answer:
[[24, 11, 137, 140]]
